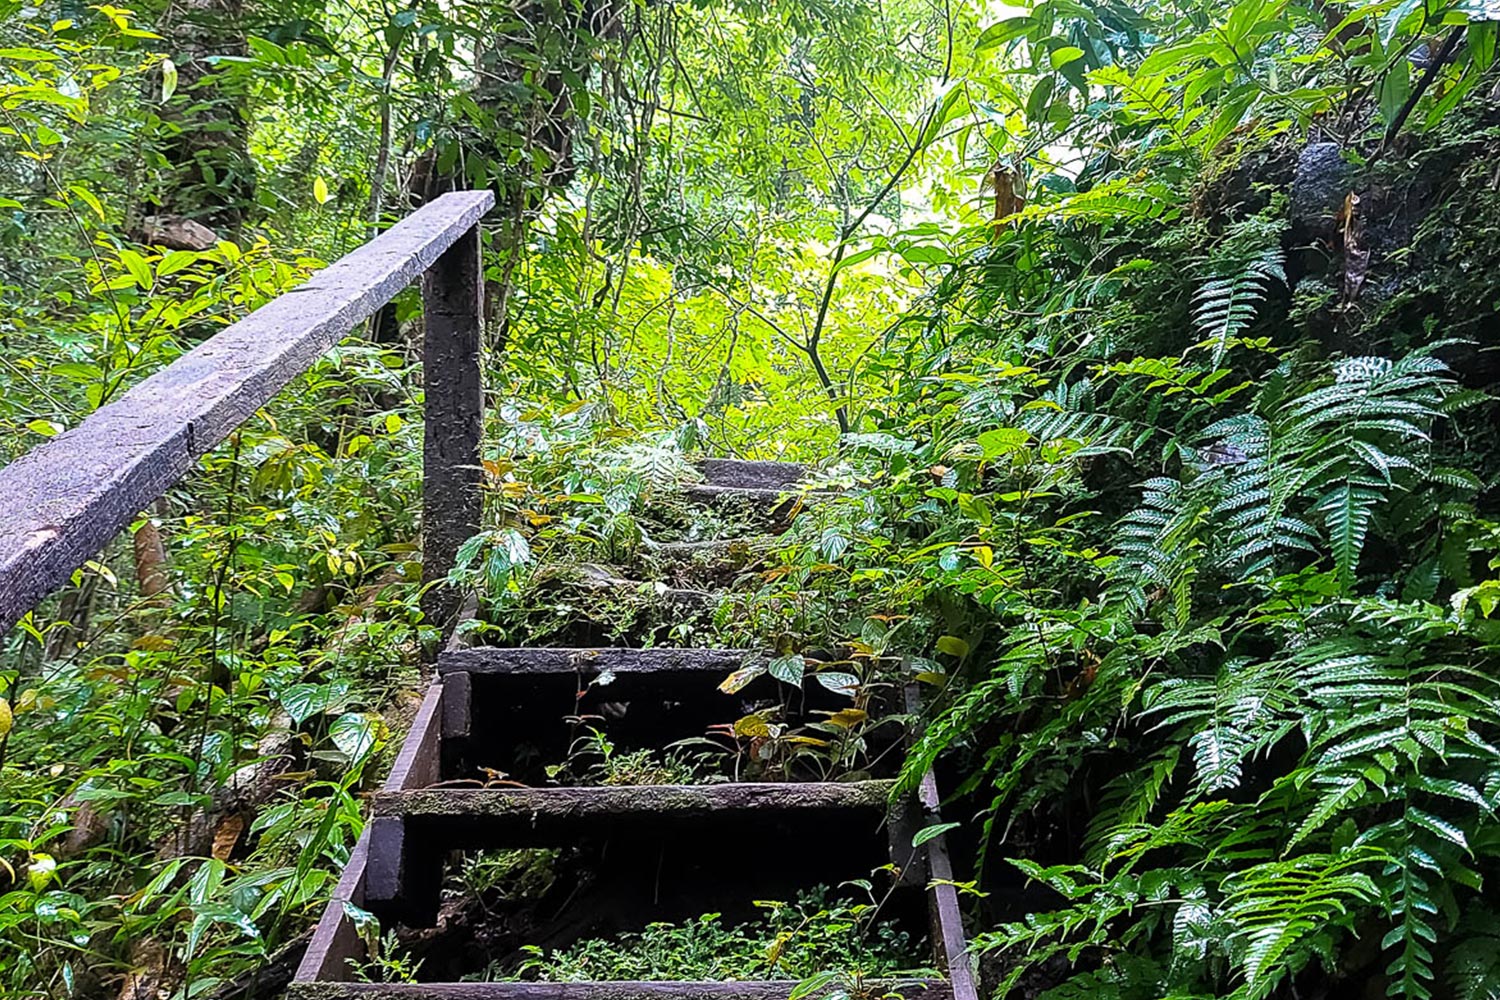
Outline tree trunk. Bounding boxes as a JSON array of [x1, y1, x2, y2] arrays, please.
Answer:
[[152, 0, 255, 232]]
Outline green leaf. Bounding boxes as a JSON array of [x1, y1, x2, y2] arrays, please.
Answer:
[[160, 57, 178, 102], [68, 184, 104, 222], [815, 671, 860, 696], [913, 822, 961, 848], [719, 664, 766, 694], [156, 250, 199, 276], [117, 248, 153, 289], [330, 712, 380, 763], [768, 653, 806, 687], [280, 680, 351, 725], [1378, 56, 1411, 126], [831, 246, 881, 273], [26, 419, 62, 437], [935, 635, 969, 658], [1472, 21, 1497, 71], [789, 970, 841, 1000], [0, 47, 61, 61], [1049, 45, 1085, 69], [979, 427, 1030, 458], [975, 17, 1036, 51]]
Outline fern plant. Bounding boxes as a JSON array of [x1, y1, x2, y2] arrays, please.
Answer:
[[1114, 350, 1453, 594], [1189, 218, 1286, 366]]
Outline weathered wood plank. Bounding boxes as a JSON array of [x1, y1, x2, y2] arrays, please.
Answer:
[[288, 979, 952, 1000], [680, 484, 797, 506], [373, 781, 893, 847], [366, 678, 447, 924], [440, 668, 473, 780], [385, 680, 444, 792], [420, 222, 484, 633], [0, 189, 495, 632], [441, 670, 472, 741], [364, 816, 408, 913], [437, 646, 760, 677], [378, 781, 895, 819], [695, 459, 805, 489], [918, 771, 978, 1000], [293, 828, 370, 983]]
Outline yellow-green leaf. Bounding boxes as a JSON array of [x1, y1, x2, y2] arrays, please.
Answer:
[[160, 57, 177, 102], [117, 248, 152, 289], [26, 419, 62, 437], [935, 635, 970, 658], [313, 177, 331, 205], [68, 184, 104, 222]]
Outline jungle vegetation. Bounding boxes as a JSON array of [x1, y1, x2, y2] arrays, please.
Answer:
[[3, 0, 1500, 997]]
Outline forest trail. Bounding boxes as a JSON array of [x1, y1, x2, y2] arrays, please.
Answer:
[[288, 458, 977, 1000]]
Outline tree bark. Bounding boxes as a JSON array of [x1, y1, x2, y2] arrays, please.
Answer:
[[152, 0, 256, 231]]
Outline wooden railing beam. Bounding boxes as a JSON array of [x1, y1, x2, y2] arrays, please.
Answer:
[[0, 189, 494, 633]]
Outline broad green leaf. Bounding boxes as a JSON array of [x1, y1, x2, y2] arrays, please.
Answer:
[[913, 822, 961, 848], [935, 635, 969, 658], [768, 653, 806, 687], [0, 47, 60, 61], [1049, 45, 1085, 68], [330, 712, 381, 763], [979, 427, 1030, 458], [719, 664, 766, 694], [117, 248, 152, 289], [815, 671, 860, 696]]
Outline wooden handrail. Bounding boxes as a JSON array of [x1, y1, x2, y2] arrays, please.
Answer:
[[0, 189, 495, 632]]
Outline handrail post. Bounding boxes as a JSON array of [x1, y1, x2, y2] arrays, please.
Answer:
[[420, 222, 483, 636]]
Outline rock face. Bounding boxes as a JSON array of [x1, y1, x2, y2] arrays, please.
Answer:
[[1290, 142, 1351, 240], [139, 215, 219, 250]]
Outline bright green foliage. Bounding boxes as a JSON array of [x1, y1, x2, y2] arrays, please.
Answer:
[[481, 887, 929, 983], [3, 0, 1500, 995]]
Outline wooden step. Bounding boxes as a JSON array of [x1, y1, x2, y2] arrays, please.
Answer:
[[373, 780, 895, 844], [696, 459, 806, 490], [363, 780, 900, 927], [678, 460, 818, 515], [536, 564, 713, 608], [438, 646, 762, 677], [294, 658, 977, 1000], [288, 978, 953, 1000], [646, 536, 777, 562]]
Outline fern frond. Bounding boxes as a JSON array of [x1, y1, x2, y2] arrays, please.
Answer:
[[1190, 247, 1284, 366], [1219, 850, 1381, 996]]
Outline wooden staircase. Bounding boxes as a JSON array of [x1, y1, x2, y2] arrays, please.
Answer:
[[288, 460, 978, 1000], [0, 192, 973, 1000]]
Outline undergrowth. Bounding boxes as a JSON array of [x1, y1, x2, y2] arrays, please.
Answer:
[[473, 886, 931, 983]]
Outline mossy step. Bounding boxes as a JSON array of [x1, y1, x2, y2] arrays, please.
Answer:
[[438, 646, 762, 677], [696, 459, 807, 490], [372, 781, 895, 846], [533, 563, 714, 607], [679, 483, 803, 507], [288, 979, 952, 1000], [646, 536, 778, 557]]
